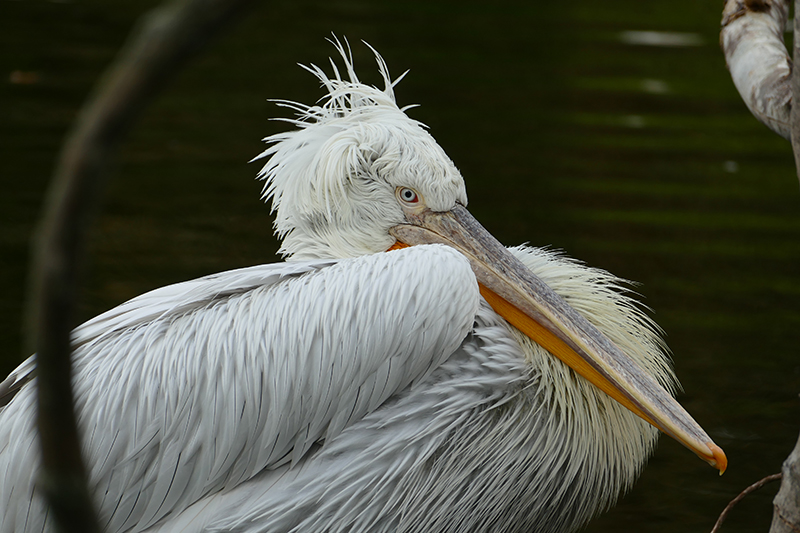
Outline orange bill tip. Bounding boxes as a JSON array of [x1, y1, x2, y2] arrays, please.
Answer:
[[708, 442, 728, 474]]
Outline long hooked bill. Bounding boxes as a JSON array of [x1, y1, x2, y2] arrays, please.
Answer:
[[389, 204, 726, 473]]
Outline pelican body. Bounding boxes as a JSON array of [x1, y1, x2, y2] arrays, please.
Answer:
[[0, 41, 724, 533]]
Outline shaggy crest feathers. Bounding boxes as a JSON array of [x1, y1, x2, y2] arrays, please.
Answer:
[[254, 38, 467, 260]]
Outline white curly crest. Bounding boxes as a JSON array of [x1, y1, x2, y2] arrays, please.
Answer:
[[254, 38, 467, 261]]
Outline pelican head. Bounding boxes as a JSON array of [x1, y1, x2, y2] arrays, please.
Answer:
[[255, 39, 725, 530], [256, 42, 467, 261]]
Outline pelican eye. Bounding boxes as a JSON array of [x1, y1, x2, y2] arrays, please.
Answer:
[[397, 187, 420, 205]]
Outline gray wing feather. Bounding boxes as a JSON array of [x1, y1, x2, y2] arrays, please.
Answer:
[[0, 245, 479, 533], [0, 261, 329, 409]]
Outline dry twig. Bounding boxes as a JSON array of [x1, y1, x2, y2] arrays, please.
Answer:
[[710, 473, 783, 533]]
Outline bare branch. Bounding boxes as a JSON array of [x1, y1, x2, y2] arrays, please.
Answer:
[[710, 473, 782, 533], [27, 0, 253, 530], [721, 0, 792, 140]]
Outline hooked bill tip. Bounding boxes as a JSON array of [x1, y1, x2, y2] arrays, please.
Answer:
[[706, 442, 727, 475]]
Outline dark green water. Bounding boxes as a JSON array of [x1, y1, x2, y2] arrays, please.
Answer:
[[2, 1, 800, 532]]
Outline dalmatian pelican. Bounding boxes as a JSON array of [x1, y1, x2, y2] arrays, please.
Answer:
[[0, 40, 725, 533]]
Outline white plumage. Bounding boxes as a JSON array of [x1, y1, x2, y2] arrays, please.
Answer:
[[0, 40, 722, 533]]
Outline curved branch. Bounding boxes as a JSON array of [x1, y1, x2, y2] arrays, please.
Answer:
[[27, 0, 253, 530], [721, 0, 792, 140], [710, 474, 782, 533]]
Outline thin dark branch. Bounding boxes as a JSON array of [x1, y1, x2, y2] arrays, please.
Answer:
[[26, 0, 253, 531], [709, 473, 782, 533]]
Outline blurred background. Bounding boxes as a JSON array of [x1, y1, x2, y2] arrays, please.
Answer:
[[2, 1, 799, 531]]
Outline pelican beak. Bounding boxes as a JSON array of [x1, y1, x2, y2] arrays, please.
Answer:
[[389, 204, 727, 473]]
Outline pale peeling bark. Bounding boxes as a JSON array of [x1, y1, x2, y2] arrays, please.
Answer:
[[770, 430, 800, 533], [722, 6, 800, 532], [721, 0, 792, 139], [791, 1, 800, 171], [772, 3, 800, 528]]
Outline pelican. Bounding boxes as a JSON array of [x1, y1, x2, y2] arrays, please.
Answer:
[[0, 41, 725, 533]]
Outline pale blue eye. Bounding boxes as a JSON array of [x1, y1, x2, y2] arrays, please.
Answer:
[[400, 188, 418, 203]]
